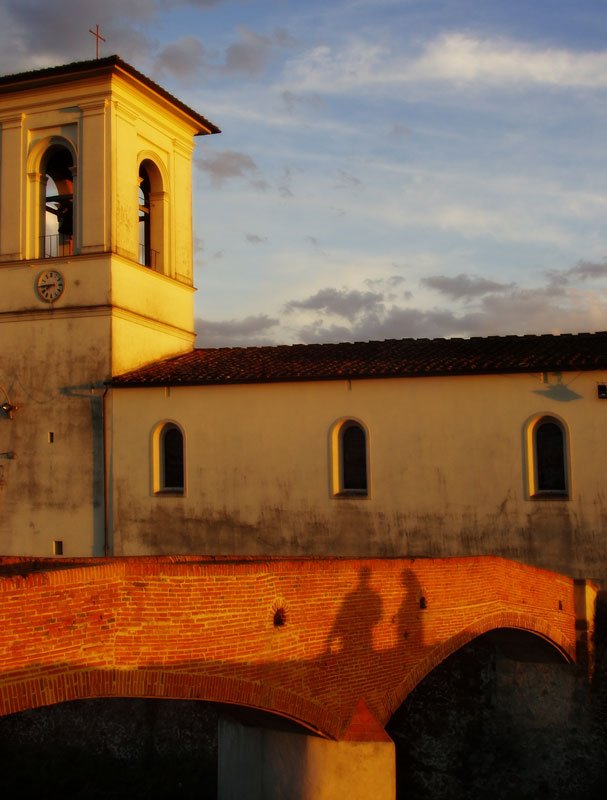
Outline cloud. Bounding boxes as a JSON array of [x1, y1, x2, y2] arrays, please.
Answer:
[[363, 274, 410, 301], [334, 169, 362, 190], [277, 165, 294, 198], [156, 37, 206, 80], [422, 273, 515, 300], [195, 150, 257, 187], [0, 3, 288, 83], [196, 314, 279, 346], [296, 306, 475, 344], [411, 33, 607, 89], [566, 259, 607, 281], [365, 275, 406, 290], [245, 233, 267, 244], [279, 253, 607, 345], [462, 285, 607, 336], [194, 255, 607, 347], [390, 122, 411, 138], [1, 0, 154, 71], [283, 33, 607, 96], [280, 90, 324, 114], [292, 282, 607, 344], [285, 287, 384, 319], [545, 258, 607, 288], [174, 0, 225, 7], [224, 26, 294, 77]]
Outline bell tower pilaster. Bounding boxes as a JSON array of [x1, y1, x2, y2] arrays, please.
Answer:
[[79, 99, 108, 255], [0, 112, 24, 261]]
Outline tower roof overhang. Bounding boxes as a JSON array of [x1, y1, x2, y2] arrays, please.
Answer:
[[0, 55, 220, 136]]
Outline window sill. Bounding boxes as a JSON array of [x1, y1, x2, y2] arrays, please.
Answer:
[[530, 491, 569, 500], [334, 489, 368, 498], [154, 488, 184, 497]]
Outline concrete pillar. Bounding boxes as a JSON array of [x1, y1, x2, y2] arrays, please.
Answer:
[[218, 701, 395, 800], [574, 578, 598, 675]]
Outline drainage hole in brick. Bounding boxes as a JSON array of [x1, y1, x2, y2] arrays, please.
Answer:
[[273, 608, 287, 627]]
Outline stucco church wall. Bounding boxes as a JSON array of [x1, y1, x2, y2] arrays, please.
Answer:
[[109, 370, 607, 582], [0, 312, 111, 556]]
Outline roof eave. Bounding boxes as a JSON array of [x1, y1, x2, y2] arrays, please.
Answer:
[[0, 55, 220, 136], [109, 362, 605, 388]]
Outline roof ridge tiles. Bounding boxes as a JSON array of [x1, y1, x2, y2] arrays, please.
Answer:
[[110, 329, 607, 388]]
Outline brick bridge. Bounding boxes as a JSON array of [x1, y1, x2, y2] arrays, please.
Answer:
[[0, 555, 594, 740]]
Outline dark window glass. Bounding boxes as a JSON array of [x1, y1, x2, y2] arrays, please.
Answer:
[[162, 425, 184, 490], [536, 420, 566, 492], [342, 424, 367, 492]]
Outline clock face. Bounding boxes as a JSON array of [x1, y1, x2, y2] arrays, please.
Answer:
[[35, 270, 65, 303]]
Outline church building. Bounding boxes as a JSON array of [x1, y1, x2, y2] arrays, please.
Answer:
[[1, 57, 606, 588]]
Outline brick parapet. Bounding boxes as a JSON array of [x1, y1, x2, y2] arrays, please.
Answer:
[[0, 555, 584, 739]]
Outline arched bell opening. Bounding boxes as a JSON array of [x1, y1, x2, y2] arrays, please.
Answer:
[[138, 159, 165, 271], [41, 145, 74, 258]]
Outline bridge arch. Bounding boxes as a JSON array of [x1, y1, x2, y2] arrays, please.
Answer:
[[384, 611, 575, 721], [0, 556, 591, 742], [0, 666, 339, 738]]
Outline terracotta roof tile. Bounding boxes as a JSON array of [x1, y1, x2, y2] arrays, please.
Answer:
[[111, 331, 607, 387]]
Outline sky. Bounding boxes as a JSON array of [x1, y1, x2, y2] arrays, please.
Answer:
[[1, 0, 607, 347]]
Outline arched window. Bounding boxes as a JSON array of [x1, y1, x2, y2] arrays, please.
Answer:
[[155, 423, 184, 494], [138, 159, 164, 270], [530, 416, 568, 497], [331, 420, 368, 496], [42, 145, 74, 258]]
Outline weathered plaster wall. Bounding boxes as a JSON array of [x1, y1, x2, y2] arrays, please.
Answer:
[[0, 311, 110, 556], [110, 370, 607, 582]]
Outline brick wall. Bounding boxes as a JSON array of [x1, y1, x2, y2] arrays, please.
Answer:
[[0, 555, 584, 739]]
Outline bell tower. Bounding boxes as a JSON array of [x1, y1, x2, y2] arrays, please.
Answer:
[[0, 57, 219, 556]]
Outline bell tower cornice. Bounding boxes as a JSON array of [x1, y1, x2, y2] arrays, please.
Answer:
[[79, 98, 109, 115], [0, 56, 220, 136], [0, 111, 24, 127]]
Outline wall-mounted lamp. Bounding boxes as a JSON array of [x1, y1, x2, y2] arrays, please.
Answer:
[[0, 402, 18, 419]]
